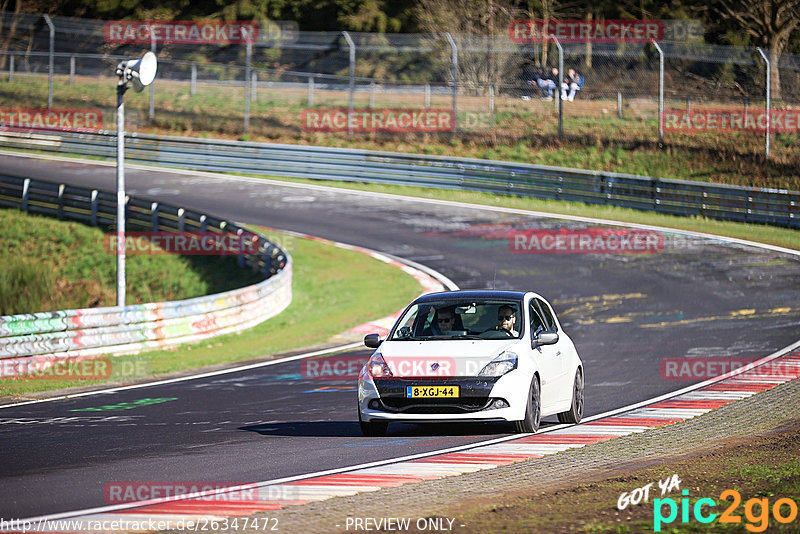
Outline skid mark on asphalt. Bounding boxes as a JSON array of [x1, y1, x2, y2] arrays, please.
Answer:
[[640, 306, 797, 328]]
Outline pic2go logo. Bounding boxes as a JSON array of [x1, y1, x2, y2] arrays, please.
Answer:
[[654, 489, 798, 532]]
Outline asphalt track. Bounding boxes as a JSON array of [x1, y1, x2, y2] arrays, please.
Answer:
[[0, 153, 799, 519]]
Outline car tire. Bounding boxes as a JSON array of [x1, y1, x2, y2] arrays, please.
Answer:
[[358, 409, 388, 436], [557, 368, 584, 424], [515, 376, 540, 433]]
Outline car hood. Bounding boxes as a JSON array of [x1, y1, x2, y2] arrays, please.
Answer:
[[379, 339, 518, 378]]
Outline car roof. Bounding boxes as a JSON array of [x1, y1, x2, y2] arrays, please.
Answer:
[[413, 290, 528, 303]]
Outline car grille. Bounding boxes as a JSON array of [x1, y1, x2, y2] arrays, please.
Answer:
[[379, 397, 495, 414]]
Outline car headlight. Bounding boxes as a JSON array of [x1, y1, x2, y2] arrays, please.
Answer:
[[366, 352, 393, 379], [478, 351, 518, 377]]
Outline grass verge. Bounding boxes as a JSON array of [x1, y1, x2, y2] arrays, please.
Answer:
[[0, 227, 423, 398], [446, 419, 800, 533], [3, 74, 798, 189], [0, 207, 262, 315]]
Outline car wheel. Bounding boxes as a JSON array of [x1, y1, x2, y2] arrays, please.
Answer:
[[515, 376, 540, 433], [557, 368, 584, 424], [358, 408, 388, 436]]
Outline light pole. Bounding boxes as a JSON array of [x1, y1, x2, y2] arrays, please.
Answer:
[[114, 52, 157, 307]]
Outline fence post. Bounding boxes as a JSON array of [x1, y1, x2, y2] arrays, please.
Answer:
[[652, 40, 664, 147], [244, 28, 253, 133], [21, 178, 30, 212], [200, 214, 207, 231], [341, 31, 355, 136], [237, 228, 245, 267], [177, 208, 185, 232], [57, 184, 65, 219], [43, 15, 54, 108], [91, 190, 98, 226], [425, 83, 430, 109], [8, 54, 13, 82], [445, 33, 458, 131], [369, 81, 375, 108], [69, 55, 75, 85], [554, 36, 563, 139], [617, 91, 622, 119], [149, 29, 156, 122], [308, 76, 314, 106], [191, 63, 197, 95], [489, 85, 494, 112], [151, 202, 159, 231], [756, 47, 770, 158]]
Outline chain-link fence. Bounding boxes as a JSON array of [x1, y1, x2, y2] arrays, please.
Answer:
[[1, 11, 798, 166]]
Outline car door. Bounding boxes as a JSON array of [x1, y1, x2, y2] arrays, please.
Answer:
[[527, 299, 563, 413], [534, 297, 572, 405]]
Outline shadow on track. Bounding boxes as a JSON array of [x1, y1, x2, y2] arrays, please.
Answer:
[[239, 420, 560, 437]]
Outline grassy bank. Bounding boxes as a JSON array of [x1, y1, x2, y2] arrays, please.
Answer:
[[3, 73, 798, 190], [0, 227, 423, 397], [447, 419, 800, 533], [0, 207, 262, 315]]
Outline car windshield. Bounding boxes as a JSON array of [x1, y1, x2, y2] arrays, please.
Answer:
[[389, 299, 524, 340]]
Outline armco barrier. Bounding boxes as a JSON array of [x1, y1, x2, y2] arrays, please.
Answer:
[[0, 130, 796, 228], [0, 174, 291, 359]]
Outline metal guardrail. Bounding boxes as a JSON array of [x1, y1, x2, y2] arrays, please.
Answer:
[[0, 130, 797, 228], [0, 174, 291, 359]]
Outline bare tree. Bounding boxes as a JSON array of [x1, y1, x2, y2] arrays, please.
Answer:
[[716, 0, 800, 99], [523, 0, 582, 66], [0, 0, 23, 69], [415, 0, 525, 92]]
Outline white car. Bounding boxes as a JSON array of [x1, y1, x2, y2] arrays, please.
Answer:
[[358, 290, 584, 436]]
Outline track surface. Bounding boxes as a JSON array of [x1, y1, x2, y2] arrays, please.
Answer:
[[1, 154, 799, 519]]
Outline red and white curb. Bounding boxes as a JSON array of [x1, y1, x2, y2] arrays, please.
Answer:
[[17, 350, 800, 532]]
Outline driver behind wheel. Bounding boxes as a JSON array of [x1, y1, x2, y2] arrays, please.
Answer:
[[496, 305, 519, 336]]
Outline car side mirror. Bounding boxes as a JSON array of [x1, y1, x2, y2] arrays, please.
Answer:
[[364, 333, 382, 349], [532, 331, 559, 349]]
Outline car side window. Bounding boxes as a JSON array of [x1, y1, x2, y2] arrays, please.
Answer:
[[534, 298, 558, 332], [529, 301, 546, 337]]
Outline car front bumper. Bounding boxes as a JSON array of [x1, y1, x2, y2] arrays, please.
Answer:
[[358, 372, 531, 423]]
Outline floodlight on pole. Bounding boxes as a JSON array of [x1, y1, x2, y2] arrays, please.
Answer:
[[114, 51, 157, 307]]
